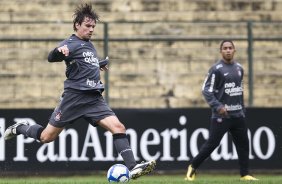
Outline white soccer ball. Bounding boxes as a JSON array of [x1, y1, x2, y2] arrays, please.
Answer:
[[107, 164, 130, 183]]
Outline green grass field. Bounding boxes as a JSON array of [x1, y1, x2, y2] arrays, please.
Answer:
[[0, 174, 281, 184]]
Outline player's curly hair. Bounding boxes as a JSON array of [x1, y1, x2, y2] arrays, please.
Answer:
[[220, 40, 235, 50], [73, 3, 99, 31]]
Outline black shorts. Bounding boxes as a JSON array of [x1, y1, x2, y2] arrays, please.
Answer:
[[49, 90, 115, 128]]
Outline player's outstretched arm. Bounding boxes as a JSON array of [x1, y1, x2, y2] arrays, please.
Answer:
[[48, 45, 69, 62]]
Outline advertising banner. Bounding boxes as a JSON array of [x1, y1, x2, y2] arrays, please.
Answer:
[[0, 108, 281, 172]]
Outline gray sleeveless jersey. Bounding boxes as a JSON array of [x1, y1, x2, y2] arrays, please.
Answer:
[[202, 59, 245, 118], [48, 34, 104, 92]]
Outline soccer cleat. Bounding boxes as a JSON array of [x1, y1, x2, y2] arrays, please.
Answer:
[[130, 160, 156, 179], [185, 164, 196, 181], [240, 175, 259, 181], [4, 121, 29, 140]]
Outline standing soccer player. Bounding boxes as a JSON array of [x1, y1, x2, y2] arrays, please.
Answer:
[[4, 3, 156, 179], [185, 40, 258, 181]]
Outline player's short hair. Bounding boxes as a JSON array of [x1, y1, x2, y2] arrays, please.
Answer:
[[73, 3, 99, 31], [220, 40, 235, 50]]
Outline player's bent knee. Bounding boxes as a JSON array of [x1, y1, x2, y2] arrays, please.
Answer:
[[40, 133, 57, 143], [109, 122, 126, 134], [114, 122, 126, 133]]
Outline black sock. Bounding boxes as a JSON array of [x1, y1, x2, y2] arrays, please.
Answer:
[[16, 124, 44, 141], [113, 133, 137, 170]]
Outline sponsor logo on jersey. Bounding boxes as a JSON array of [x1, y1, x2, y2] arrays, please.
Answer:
[[86, 79, 97, 88], [224, 82, 243, 96], [225, 104, 243, 111], [82, 51, 99, 67]]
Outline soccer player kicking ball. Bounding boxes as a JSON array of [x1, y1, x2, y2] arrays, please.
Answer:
[[4, 3, 156, 179], [185, 40, 258, 181]]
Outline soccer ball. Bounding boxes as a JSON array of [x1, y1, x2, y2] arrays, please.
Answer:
[[107, 164, 130, 183]]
